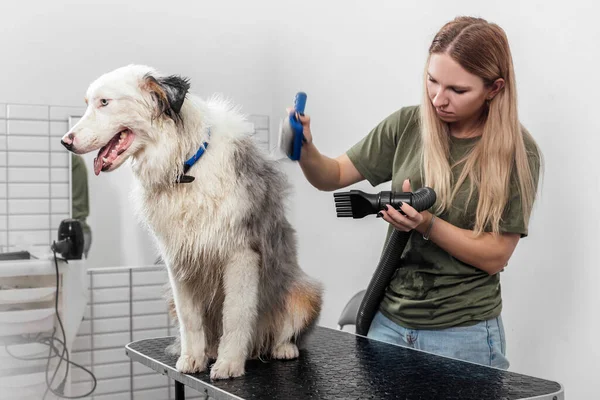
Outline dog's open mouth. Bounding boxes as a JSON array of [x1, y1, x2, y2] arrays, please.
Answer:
[[93, 129, 135, 175]]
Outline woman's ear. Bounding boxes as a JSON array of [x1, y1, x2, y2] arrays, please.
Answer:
[[487, 78, 505, 100]]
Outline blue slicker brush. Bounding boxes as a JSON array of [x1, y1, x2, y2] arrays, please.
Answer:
[[278, 92, 307, 161]]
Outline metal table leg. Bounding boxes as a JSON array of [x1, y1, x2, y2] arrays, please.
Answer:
[[175, 380, 185, 400]]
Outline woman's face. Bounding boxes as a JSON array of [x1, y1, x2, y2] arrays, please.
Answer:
[[426, 53, 500, 124]]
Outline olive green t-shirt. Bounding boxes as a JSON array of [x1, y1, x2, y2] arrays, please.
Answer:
[[346, 105, 541, 330]]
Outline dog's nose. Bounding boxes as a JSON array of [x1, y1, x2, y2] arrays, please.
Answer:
[[61, 133, 74, 151]]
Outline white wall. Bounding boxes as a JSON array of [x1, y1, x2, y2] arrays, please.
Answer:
[[1, 0, 598, 398]]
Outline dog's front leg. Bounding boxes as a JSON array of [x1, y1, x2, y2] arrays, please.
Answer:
[[210, 249, 259, 380], [168, 269, 209, 374]]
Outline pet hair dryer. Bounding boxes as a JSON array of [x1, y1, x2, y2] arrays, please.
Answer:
[[50, 219, 85, 260], [334, 187, 437, 335], [277, 92, 307, 161]]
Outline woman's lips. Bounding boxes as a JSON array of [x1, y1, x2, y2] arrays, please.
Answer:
[[436, 108, 453, 116]]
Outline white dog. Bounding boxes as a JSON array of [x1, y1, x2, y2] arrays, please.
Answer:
[[61, 65, 323, 380]]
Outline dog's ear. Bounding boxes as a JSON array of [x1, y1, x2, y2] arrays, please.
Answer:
[[156, 75, 191, 114], [142, 73, 190, 122]]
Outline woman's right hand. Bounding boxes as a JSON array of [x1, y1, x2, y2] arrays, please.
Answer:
[[286, 107, 313, 146], [285, 107, 365, 190]]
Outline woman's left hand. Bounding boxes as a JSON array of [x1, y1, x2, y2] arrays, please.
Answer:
[[379, 179, 429, 232]]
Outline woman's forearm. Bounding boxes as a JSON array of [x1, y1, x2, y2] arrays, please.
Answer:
[[298, 142, 343, 191], [415, 212, 520, 275]]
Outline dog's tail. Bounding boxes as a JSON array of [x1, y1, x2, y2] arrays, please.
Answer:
[[292, 275, 324, 351]]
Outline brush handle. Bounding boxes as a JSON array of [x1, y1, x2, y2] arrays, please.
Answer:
[[287, 92, 308, 161], [294, 92, 307, 115]]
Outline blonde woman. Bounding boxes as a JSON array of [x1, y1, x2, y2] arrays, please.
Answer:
[[294, 16, 542, 369]]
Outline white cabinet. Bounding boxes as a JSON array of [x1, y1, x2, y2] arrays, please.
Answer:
[[0, 258, 88, 399]]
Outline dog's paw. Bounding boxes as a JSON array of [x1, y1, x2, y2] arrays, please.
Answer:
[[176, 354, 208, 374], [210, 358, 245, 380], [272, 343, 299, 360], [165, 340, 181, 356]]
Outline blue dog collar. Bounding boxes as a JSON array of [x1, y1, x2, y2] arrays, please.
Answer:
[[177, 127, 211, 183]]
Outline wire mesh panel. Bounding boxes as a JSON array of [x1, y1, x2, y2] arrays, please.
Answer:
[[72, 266, 205, 400], [0, 103, 87, 254], [245, 115, 270, 153]]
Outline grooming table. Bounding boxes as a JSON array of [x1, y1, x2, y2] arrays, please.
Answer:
[[125, 326, 564, 400]]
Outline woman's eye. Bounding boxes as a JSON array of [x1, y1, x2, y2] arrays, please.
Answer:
[[100, 99, 109, 106], [452, 89, 466, 94]]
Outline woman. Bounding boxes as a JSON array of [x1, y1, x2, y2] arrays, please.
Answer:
[[293, 16, 542, 369]]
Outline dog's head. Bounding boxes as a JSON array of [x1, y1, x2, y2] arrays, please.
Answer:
[[61, 64, 190, 175]]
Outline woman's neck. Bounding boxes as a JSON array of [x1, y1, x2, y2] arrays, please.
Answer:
[[449, 110, 486, 138]]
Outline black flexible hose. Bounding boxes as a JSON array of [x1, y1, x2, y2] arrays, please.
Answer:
[[355, 187, 436, 336]]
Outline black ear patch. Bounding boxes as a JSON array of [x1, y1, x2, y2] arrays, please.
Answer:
[[156, 75, 190, 114], [143, 73, 191, 123]]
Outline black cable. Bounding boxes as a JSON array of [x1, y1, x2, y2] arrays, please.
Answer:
[[42, 249, 71, 398], [4, 329, 98, 399], [36, 245, 97, 399], [4, 333, 57, 361]]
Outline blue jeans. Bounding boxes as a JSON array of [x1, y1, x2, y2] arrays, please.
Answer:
[[367, 311, 509, 370]]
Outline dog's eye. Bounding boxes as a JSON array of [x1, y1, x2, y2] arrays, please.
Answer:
[[100, 99, 109, 107]]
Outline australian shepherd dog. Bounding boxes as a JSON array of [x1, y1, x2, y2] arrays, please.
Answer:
[[61, 64, 323, 380]]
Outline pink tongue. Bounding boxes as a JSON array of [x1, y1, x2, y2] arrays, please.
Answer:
[[93, 157, 103, 176], [93, 136, 120, 175]]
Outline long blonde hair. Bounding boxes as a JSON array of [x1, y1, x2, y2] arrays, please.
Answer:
[[420, 16, 541, 236]]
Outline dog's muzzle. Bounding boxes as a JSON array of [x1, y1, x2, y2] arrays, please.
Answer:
[[61, 133, 75, 151]]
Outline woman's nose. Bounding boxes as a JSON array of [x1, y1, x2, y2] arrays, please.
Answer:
[[431, 92, 448, 107]]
